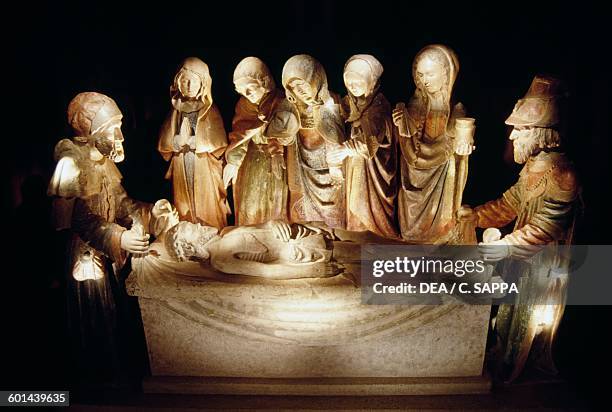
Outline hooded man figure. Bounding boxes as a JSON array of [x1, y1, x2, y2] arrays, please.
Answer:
[[158, 57, 230, 228]]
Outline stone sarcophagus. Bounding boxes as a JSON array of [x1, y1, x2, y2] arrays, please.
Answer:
[[127, 245, 491, 395]]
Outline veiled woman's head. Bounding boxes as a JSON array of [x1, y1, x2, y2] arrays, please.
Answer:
[[286, 78, 316, 105], [343, 55, 384, 98], [282, 54, 330, 106], [171, 57, 212, 104], [412, 45, 459, 101], [177, 70, 202, 99], [233, 57, 275, 104]]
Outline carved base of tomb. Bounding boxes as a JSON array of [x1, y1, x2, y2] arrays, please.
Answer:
[[142, 375, 491, 396], [127, 254, 491, 395]]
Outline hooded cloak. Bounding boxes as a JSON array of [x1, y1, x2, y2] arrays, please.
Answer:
[[158, 57, 229, 228], [225, 57, 288, 225], [341, 55, 398, 238], [396, 45, 468, 243]]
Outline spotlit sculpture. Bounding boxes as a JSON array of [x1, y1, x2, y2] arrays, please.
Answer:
[[48, 92, 159, 382], [266, 54, 346, 228], [147, 199, 398, 280], [49, 50, 584, 391], [461, 75, 581, 381], [158, 57, 230, 228], [224, 57, 288, 225], [393, 44, 475, 244], [329, 54, 398, 238], [49, 92, 155, 281]]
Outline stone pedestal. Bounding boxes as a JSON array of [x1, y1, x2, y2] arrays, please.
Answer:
[[142, 376, 491, 396], [127, 254, 491, 395]]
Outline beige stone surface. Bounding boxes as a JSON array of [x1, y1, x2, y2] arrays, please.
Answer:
[[128, 253, 490, 380]]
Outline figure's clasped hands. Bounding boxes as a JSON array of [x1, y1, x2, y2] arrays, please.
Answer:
[[173, 133, 188, 151]]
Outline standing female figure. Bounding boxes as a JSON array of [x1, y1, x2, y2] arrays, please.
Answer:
[[224, 57, 287, 225], [268, 54, 346, 228], [393, 45, 474, 243], [158, 57, 229, 228], [328, 54, 398, 238]]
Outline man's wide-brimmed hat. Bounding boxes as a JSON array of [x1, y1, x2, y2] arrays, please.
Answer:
[[505, 75, 563, 128]]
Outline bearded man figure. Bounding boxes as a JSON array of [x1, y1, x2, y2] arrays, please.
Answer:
[[48, 92, 158, 384], [460, 75, 581, 382]]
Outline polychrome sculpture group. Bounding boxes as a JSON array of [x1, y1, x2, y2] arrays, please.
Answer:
[[154, 47, 477, 243], [48, 44, 580, 382]]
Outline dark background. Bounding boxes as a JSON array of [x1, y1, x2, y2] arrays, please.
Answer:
[[4, 0, 611, 406]]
